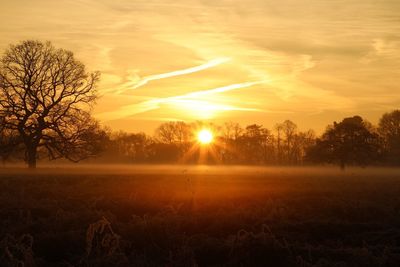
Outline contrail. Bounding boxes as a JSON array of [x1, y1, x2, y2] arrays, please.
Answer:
[[131, 80, 264, 111], [171, 81, 264, 99], [97, 80, 264, 121], [101, 57, 231, 95], [129, 57, 231, 90]]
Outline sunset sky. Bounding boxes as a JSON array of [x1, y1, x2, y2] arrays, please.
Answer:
[[1, 0, 399, 133]]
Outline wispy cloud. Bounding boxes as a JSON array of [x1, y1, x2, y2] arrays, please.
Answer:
[[3, 0, 400, 132], [98, 80, 264, 121], [169, 80, 264, 99]]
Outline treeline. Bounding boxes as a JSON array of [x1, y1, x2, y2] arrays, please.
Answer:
[[1, 110, 399, 168], [97, 120, 314, 165], [87, 110, 400, 167]]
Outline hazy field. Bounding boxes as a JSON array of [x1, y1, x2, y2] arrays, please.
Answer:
[[1, 165, 400, 266]]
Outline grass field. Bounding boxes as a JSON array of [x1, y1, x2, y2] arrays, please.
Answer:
[[1, 166, 400, 266]]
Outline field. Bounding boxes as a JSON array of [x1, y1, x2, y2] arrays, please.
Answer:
[[1, 166, 400, 267]]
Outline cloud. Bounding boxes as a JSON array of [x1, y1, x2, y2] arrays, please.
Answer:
[[116, 57, 231, 93], [2, 0, 400, 132], [97, 81, 264, 121]]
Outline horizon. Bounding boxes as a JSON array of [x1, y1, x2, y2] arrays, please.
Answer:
[[1, 0, 399, 133]]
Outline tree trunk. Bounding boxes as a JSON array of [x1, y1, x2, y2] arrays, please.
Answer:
[[27, 146, 37, 169]]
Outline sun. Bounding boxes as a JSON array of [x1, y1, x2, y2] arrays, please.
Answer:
[[197, 129, 213, 144]]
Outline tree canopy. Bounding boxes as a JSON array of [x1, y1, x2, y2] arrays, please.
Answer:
[[307, 116, 381, 169], [378, 110, 400, 165], [0, 40, 102, 168]]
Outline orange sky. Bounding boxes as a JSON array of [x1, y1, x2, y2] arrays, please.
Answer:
[[1, 0, 400, 133]]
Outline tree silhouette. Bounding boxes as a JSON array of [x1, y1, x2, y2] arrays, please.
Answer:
[[291, 129, 316, 165], [220, 122, 243, 164], [378, 110, 400, 165], [239, 124, 274, 164], [111, 131, 150, 163], [307, 116, 381, 169], [277, 120, 298, 164], [0, 40, 101, 168], [155, 121, 192, 145]]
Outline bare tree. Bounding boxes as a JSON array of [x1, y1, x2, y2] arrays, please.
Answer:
[[0, 40, 101, 168], [378, 110, 400, 165], [275, 123, 283, 164], [275, 120, 298, 164], [222, 122, 243, 141], [241, 124, 274, 164], [155, 121, 192, 145], [109, 131, 151, 163]]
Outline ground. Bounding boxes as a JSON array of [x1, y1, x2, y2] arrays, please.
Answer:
[[0, 165, 400, 266]]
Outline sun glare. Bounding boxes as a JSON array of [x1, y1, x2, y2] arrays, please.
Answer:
[[197, 129, 213, 144]]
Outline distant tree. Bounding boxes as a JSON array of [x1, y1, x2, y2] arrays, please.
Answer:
[[222, 121, 243, 141], [274, 123, 284, 164], [239, 124, 274, 164], [147, 142, 181, 163], [307, 116, 381, 169], [154, 121, 193, 161], [291, 129, 316, 165], [275, 120, 299, 164], [0, 40, 101, 168], [109, 131, 151, 163], [155, 121, 192, 145], [219, 122, 244, 164], [378, 110, 400, 165], [281, 120, 298, 163]]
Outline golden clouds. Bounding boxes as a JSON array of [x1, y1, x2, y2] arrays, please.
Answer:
[[1, 0, 400, 132]]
